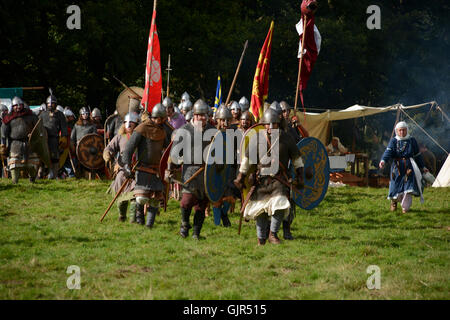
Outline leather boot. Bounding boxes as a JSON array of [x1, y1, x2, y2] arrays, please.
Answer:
[[135, 203, 145, 225], [268, 231, 281, 244], [129, 200, 137, 223], [282, 221, 294, 240], [257, 238, 266, 246], [192, 210, 205, 240], [180, 208, 191, 238], [146, 206, 157, 228], [390, 200, 397, 211], [221, 212, 231, 227]]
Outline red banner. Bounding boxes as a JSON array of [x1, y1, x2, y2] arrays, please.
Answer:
[[141, 10, 162, 113], [250, 21, 274, 122]]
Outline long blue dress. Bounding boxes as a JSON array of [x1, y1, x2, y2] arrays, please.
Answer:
[[381, 136, 425, 200]]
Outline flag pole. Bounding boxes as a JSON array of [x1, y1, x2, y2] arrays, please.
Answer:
[[294, 15, 308, 111], [224, 40, 249, 107], [144, 0, 158, 111], [166, 54, 172, 97]]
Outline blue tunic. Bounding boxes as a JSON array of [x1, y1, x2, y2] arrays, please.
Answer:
[[381, 137, 425, 200]]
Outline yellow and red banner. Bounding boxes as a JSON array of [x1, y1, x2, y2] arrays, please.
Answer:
[[250, 21, 274, 122]]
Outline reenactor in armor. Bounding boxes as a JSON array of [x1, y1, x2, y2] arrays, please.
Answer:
[[0, 97, 40, 184], [210, 105, 235, 227], [105, 111, 123, 145], [164, 96, 186, 129], [64, 108, 76, 130], [70, 107, 97, 175], [91, 108, 104, 132], [234, 108, 305, 245], [180, 91, 190, 105], [122, 104, 168, 228], [39, 94, 68, 179], [229, 101, 241, 126], [103, 112, 139, 222], [168, 99, 214, 239], [180, 100, 192, 117], [239, 96, 250, 112]]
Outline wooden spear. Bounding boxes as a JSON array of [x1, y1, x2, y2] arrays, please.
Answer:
[[112, 76, 142, 99], [224, 40, 249, 107]]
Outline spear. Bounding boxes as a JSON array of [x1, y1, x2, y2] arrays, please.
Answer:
[[166, 54, 172, 97], [294, 15, 308, 111], [112, 75, 142, 99], [224, 40, 249, 107]]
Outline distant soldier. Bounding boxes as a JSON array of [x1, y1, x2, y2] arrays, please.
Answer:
[[0, 104, 9, 178], [238, 111, 255, 134], [105, 111, 123, 145], [229, 101, 241, 126], [39, 94, 68, 179], [70, 107, 97, 175], [91, 108, 104, 132], [234, 108, 305, 245], [168, 99, 214, 239], [180, 100, 192, 117], [103, 112, 140, 222], [0, 97, 40, 183], [122, 104, 169, 228], [164, 97, 186, 129], [239, 96, 250, 112]]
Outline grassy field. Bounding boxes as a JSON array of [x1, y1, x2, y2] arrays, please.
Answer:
[[0, 178, 449, 300]]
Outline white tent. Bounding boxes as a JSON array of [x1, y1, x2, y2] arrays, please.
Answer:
[[292, 102, 436, 145], [432, 154, 450, 187]]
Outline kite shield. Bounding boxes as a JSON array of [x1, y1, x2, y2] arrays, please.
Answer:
[[292, 137, 329, 210], [76, 133, 105, 170], [28, 118, 51, 168], [205, 130, 232, 203]]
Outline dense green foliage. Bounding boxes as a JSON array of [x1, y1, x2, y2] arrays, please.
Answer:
[[1, 1, 449, 111], [0, 179, 449, 299]]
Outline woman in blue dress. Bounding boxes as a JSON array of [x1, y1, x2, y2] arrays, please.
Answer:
[[379, 121, 429, 213]]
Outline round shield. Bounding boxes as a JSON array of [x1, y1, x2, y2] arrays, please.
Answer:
[[115, 86, 144, 120], [76, 133, 105, 170], [239, 123, 265, 201], [292, 137, 330, 210], [205, 130, 233, 202]]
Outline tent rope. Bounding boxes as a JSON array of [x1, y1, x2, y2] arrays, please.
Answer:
[[399, 107, 448, 155]]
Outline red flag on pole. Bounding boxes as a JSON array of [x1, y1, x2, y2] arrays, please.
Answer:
[[250, 21, 274, 122], [141, 7, 162, 114], [295, 1, 321, 107]]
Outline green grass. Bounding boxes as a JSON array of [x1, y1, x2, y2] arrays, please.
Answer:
[[0, 178, 449, 299]]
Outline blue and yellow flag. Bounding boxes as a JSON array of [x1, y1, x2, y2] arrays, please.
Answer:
[[213, 75, 222, 114]]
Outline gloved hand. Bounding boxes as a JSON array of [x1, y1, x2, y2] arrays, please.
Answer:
[[233, 172, 246, 190], [0, 144, 7, 156], [294, 167, 304, 189], [59, 136, 68, 149], [123, 163, 133, 179]]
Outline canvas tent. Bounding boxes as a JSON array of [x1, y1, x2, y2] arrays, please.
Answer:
[[292, 102, 436, 145], [432, 154, 450, 187]]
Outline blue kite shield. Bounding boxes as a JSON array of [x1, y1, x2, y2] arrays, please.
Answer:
[[204, 130, 233, 203], [292, 137, 329, 210]]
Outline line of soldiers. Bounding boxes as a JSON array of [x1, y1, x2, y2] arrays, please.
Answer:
[[101, 90, 308, 245], [0, 94, 111, 182]]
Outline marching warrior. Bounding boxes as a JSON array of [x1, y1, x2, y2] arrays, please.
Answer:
[[91, 108, 104, 132], [239, 96, 250, 113], [70, 107, 97, 176], [168, 99, 214, 239], [211, 105, 237, 227], [39, 94, 69, 179], [0, 97, 40, 184], [234, 108, 305, 245], [103, 112, 139, 222], [379, 121, 428, 214], [122, 104, 168, 228]]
